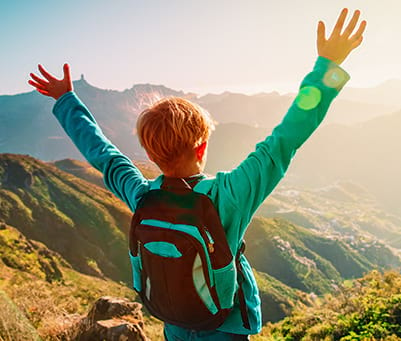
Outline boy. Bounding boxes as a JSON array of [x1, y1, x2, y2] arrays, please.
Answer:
[[29, 8, 366, 340]]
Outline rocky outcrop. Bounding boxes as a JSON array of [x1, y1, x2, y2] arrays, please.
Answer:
[[2, 158, 34, 189], [70, 296, 149, 341]]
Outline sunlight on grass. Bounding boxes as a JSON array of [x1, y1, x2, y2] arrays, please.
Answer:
[[0, 289, 42, 341]]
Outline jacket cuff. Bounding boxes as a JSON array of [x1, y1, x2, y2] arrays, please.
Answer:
[[53, 91, 76, 116], [314, 56, 350, 92]]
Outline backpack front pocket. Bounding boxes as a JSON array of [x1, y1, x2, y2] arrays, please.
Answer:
[[140, 237, 218, 324]]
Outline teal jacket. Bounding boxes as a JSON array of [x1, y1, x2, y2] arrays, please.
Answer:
[[52, 56, 349, 335]]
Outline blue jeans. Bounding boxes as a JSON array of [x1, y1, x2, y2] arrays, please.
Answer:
[[164, 323, 250, 341]]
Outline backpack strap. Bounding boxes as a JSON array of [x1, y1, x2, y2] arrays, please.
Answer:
[[161, 177, 192, 191], [235, 241, 251, 330], [153, 174, 208, 192], [195, 177, 251, 330]]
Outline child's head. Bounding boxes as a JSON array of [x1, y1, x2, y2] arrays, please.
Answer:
[[136, 97, 215, 176]]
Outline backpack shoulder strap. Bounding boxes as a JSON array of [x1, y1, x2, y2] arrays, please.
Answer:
[[149, 175, 164, 190]]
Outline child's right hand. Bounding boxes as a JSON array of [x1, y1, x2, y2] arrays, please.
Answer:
[[317, 8, 367, 65], [28, 63, 73, 100]]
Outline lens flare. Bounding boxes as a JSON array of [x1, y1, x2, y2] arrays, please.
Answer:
[[295, 86, 322, 111], [323, 68, 347, 89]]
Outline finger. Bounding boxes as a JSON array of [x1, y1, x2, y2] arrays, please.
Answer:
[[350, 20, 367, 41], [317, 21, 326, 44], [351, 35, 364, 50], [38, 64, 57, 81], [331, 8, 348, 37], [30, 73, 49, 86], [63, 63, 72, 84], [37, 89, 50, 96], [28, 80, 48, 91], [343, 10, 361, 37]]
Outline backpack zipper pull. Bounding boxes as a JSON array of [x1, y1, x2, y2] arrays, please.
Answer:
[[204, 227, 215, 253]]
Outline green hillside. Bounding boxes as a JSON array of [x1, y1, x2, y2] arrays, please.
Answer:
[[53, 158, 161, 186], [52, 158, 105, 188], [254, 269, 313, 324], [0, 153, 132, 283], [1, 153, 400, 340], [258, 182, 401, 251], [0, 222, 157, 340], [245, 217, 401, 295], [256, 270, 401, 341]]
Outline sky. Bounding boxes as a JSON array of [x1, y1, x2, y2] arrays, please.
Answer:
[[1, 0, 401, 96]]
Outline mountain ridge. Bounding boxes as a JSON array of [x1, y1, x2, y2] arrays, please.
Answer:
[[1, 75, 398, 162]]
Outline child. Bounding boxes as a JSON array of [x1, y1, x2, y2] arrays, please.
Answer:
[[29, 8, 366, 340]]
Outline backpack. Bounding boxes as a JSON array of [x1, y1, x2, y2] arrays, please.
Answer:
[[129, 176, 244, 330]]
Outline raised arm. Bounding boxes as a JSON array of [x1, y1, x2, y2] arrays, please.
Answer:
[[28, 65, 149, 211], [219, 9, 367, 234]]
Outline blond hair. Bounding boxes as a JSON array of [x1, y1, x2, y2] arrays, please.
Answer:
[[136, 97, 215, 172]]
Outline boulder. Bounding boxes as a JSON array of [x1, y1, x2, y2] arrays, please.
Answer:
[[71, 296, 149, 341]]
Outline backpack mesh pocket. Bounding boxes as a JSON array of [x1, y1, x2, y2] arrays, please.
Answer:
[[129, 251, 142, 292], [213, 258, 237, 309]]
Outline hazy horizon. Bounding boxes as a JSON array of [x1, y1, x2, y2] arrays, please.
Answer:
[[2, 0, 401, 96], [4, 73, 401, 98]]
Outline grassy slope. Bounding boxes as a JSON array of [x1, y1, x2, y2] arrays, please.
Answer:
[[245, 217, 400, 296], [258, 182, 401, 250], [254, 270, 401, 341], [2, 154, 401, 339], [52, 158, 161, 186], [254, 269, 314, 324], [0, 154, 133, 283], [0, 222, 163, 340]]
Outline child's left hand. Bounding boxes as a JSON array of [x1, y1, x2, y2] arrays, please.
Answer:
[[317, 8, 367, 65], [28, 64, 73, 100]]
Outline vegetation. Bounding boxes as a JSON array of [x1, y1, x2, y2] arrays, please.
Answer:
[[255, 270, 401, 341], [53, 158, 160, 184], [258, 182, 401, 251], [1, 154, 401, 340], [254, 270, 314, 323], [0, 223, 163, 340], [0, 154, 133, 283], [245, 216, 400, 298]]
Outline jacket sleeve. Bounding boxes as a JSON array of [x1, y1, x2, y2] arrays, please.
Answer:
[[217, 56, 350, 232], [52, 92, 149, 212]]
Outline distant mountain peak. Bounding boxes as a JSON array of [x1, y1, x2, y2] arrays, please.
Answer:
[[73, 74, 92, 88]]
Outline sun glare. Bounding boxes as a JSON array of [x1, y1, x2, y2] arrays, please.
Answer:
[[295, 86, 322, 111]]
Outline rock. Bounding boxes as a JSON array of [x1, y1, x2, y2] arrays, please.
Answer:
[[3, 160, 34, 189], [79, 318, 148, 341], [71, 297, 149, 341]]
